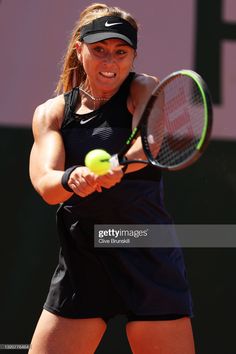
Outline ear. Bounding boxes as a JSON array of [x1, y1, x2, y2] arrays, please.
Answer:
[[131, 51, 137, 70], [75, 41, 82, 60]]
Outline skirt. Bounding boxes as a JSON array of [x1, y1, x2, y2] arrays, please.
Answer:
[[44, 180, 193, 321]]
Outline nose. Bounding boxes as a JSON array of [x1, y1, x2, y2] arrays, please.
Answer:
[[103, 52, 115, 64]]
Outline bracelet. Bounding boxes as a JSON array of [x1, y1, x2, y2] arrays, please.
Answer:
[[61, 165, 79, 192]]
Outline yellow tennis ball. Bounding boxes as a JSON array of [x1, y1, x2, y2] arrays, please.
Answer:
[[85, 149, 111, 175]]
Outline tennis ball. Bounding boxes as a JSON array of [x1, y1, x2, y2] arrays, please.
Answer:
[[85, 149, 111, 175]]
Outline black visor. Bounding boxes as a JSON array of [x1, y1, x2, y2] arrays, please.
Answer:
[[80, 16, 137, 49]]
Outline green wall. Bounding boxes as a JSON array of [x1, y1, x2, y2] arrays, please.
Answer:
[[0, 126, 235, 353]]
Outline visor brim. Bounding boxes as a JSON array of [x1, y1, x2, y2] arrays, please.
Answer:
[[82, 32, 135, 48]]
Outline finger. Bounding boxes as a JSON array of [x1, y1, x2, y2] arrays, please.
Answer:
[[83, 174, 99, 187], [70, 178, 96, 196], [96, 184, 102, 192], [96, 179, 119, 189], [70, 183, 89, 197]]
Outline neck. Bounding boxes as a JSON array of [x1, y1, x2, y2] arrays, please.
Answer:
[[79, 78, 120, 100], [79, 86, 110, 102], [79, 81, 117, 110]]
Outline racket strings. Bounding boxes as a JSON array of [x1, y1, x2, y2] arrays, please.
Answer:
[[146, 75, 206, 167]]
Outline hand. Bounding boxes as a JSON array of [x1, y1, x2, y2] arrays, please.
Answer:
[[68, 166, 101, 197], [96, 169, 124, 189]]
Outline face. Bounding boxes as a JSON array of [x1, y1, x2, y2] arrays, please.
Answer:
[[76, 38, 136, 95]]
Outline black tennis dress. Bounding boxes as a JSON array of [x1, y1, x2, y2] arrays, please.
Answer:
[[44, 73, 193, 321]]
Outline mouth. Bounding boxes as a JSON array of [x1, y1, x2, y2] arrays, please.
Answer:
[[99, 72, 116, 78]]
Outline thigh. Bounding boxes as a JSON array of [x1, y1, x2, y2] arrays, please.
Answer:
[[29, 309, 107, 354], [126, 317, 195, 354]]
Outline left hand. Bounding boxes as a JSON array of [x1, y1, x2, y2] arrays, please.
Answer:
[[96, 169, 124, 189]]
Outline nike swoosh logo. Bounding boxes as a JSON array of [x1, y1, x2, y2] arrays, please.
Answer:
[[105, 21, 123, 27], [80, 117, 95, 125]]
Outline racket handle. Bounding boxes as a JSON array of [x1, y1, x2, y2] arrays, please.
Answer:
[[110, 154, 120, 168], [109, 154, 128, 168]]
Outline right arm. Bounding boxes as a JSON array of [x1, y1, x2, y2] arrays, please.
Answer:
[[29, 96, 99, 205]]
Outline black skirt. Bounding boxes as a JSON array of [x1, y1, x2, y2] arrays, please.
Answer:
[[44, 180, 193, 320]]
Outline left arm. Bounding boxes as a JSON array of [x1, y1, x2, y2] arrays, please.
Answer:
[[124, 73, 159, 173]]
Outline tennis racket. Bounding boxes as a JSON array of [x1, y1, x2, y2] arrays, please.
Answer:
[[109, 69, 213, 171]]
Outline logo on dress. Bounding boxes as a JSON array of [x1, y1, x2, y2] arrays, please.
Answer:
[[79, 117, 95, 124]]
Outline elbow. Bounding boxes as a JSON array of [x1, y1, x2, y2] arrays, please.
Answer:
[[30, 172, 70, 205], [41, 194, 60, 205], [39, 188, 62, 205], [33, 183, 61, 205]]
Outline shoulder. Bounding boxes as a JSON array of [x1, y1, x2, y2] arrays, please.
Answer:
[[132, 73, 159, 87], [128, 73, 159, 113], [32, 94, 65, 133]]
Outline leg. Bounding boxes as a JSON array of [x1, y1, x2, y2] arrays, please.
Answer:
[[126, 317, 195, 354], [29, 309, 107, 354]]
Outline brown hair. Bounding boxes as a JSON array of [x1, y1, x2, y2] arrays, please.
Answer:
[[55, 3, 138, 94]]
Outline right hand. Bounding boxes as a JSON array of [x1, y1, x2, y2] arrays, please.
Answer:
[[68, 166, 102, 197]]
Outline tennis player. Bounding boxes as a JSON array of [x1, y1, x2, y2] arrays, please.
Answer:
[[29, 3, 195, 353]]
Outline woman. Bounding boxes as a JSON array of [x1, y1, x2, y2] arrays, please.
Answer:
[[29, 3, 195, 353]]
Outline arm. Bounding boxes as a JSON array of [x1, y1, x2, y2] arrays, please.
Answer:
[[29, 96, 99, 204], [124, 73, 159, 173]]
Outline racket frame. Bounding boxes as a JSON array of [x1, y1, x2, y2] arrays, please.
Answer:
[[141, 70, 213, 170]]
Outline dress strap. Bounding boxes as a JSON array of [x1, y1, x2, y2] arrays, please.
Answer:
[[61, 87, 80, 129]]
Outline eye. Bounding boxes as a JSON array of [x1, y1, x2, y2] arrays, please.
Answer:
[[116, 49, 127, 55], [93, 46, 105, 54]]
